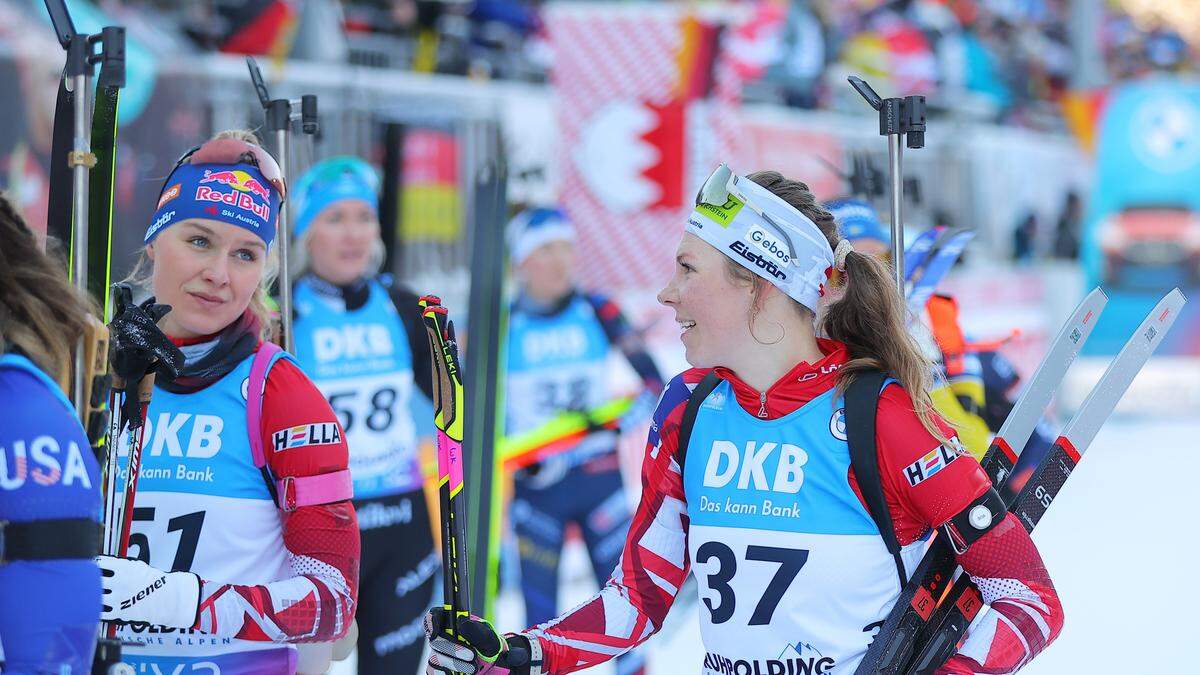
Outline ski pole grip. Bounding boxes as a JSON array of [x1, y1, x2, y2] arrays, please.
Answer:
[[268, 99, 290, 133], [903, 95, 926, 149]]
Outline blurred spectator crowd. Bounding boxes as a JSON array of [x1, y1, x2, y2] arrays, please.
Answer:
[[90, 0, 1198, 129]]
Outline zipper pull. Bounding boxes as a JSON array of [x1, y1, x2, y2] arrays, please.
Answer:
[[757, 391, 768, 418]]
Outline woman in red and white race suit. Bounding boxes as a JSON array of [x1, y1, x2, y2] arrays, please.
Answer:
[[95, 131, 358, 675], [423, 167, 1063, 675]]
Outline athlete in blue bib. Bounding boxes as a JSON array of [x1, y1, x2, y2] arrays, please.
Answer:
[[94, 133, 359, 675], [289, 156, 438, 674], [503, 207, 663, 675], [0, 198, 102, 674], [426, 167, 1065, 675]]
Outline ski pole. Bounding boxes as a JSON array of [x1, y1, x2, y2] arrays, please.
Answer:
[[246, 58, 320, 353], [420, 296, 473, 633], [847, 76, 926, 293], [99, 286, 161, 643], [43, 0, 94, 413]]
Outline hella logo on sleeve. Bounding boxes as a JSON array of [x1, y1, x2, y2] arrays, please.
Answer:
[[903, 443, 960, 486]]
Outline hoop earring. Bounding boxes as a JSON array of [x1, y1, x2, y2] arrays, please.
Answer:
[[749, 314, 785, 346]]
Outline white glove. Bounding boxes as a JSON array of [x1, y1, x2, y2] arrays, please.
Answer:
[[97, 555, 201, 628]]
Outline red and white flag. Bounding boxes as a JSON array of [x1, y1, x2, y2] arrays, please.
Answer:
[[548, 3, 743, 292]]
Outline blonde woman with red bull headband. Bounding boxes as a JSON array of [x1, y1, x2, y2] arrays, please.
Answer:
[[424, 166, 1063, 675], [287, 156, 440, 674], [96, 131, 359, 675]]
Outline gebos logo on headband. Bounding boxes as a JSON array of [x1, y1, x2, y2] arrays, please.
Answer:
[[746, 226, 793, 266]]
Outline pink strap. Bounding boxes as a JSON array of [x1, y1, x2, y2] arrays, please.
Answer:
[[247, 342, 354, 511], [247, 342, 283, 470], [276, 470, 354, 512]]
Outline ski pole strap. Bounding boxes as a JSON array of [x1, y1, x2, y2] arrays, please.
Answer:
[[676, 371, 723, 474], [247, 342, 353, 511], [844, 369, 906, 586], [247, 341, 284, 470], [0, 518, 100, 564]]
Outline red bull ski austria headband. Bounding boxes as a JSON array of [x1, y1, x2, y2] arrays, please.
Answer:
[[687, 164, 835, 313], [145, 139, 285, 247]]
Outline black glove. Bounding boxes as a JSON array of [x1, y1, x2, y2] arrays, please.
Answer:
[[107, 283, 184, 429], [424, 607, 536, 674]]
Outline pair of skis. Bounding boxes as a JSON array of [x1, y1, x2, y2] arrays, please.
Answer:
[[421, 296, 475, 650], [43, 1, 125, 456], [855, 286, 1186, 674]]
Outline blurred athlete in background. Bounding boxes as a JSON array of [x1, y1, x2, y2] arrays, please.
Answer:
[[503, 207, 664, 675], [290, 156, 438, 674], [826, 197, 1054, 486]]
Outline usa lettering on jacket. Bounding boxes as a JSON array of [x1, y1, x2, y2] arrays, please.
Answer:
[[0, 435, 93, 489]]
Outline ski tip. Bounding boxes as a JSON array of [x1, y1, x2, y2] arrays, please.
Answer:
[[1153, 288, 1187, 320], [1149, 288, 1186, 328]]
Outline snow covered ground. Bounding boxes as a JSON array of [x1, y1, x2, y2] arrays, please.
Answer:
[[331, 417, 1197, 674]]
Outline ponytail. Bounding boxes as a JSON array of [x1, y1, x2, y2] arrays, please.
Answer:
[[822, 250, 946, 441], [745, 171, 946, 442]]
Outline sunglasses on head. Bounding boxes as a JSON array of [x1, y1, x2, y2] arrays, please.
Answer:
[[162, 137, 287, 202], [696, 164, 797, 260]]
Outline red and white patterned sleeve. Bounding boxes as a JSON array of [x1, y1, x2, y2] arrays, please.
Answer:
[[193, 359, 360, 642], [521, 371, 705, 673], [871, 385, 1063, 674], [935, 515, 1063, 675]]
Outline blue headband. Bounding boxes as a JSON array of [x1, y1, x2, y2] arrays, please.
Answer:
[[291, 157, 379, 240], [826, 198, 889, 245], [146, 163, 281, 246]]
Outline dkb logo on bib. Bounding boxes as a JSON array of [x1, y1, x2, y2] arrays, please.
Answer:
[[703, 440, 808, 493], [313, 324, 395, 362]]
